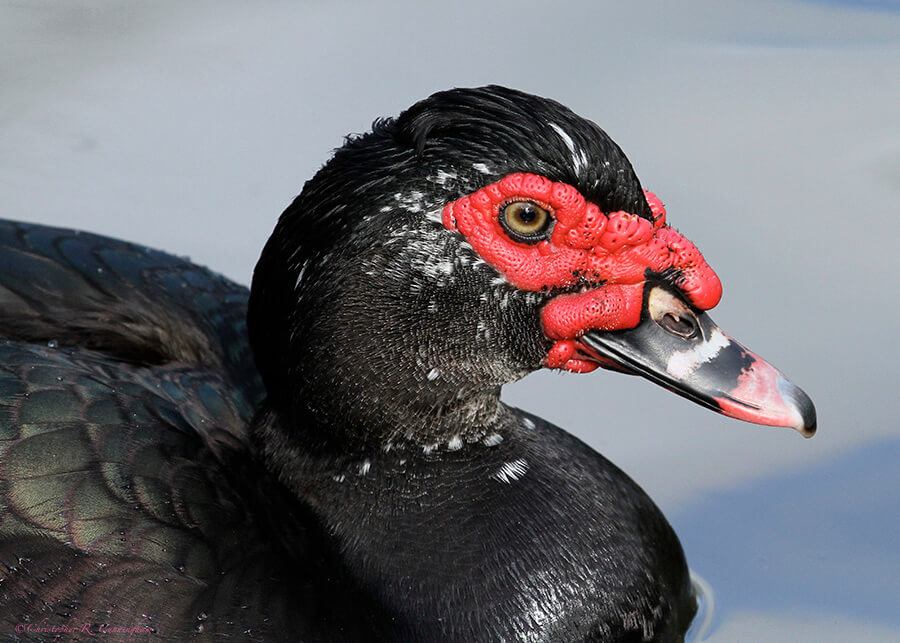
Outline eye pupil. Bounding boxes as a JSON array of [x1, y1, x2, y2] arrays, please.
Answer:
[[518, 206, 537, 223], [500, 201, 553, 243]]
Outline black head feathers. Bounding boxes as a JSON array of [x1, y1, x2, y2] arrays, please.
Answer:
[[389, 85, 652, 218]]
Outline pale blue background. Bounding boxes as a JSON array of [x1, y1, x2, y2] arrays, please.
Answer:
[[1, 1, 898, 639]]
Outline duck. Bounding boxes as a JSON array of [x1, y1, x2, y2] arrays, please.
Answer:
[[0, 86, 815, 642]]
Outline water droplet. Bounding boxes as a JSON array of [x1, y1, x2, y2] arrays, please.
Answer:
[[47, 339, 59, 348]]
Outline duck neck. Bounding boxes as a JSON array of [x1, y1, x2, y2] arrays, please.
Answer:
[[271, 347, 508, 452]]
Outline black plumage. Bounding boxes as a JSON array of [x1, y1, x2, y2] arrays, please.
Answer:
[[1, 87, 698, 641]]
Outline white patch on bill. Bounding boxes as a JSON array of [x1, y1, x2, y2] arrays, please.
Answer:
[[666, 328, 730, 379]]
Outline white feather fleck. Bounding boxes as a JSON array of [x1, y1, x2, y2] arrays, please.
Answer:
[[394, 190, 427, 214], [294, 262, 308, 289], [473, 162, 492, 174], [447, 436, 463, 451], [423, 207, 444, 224], [493, 459, 529, 484], [523, 418, 536, 430], [483, 433, 504, 447], [432, 169, 458, 185], [427, 367, 440, 381], [549, 122, 588, 175], [358, 460, 371, 476]]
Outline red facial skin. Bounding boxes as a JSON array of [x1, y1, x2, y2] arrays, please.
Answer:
[[442, 173, 723, 372]]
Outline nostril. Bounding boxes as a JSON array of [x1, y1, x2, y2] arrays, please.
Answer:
[[659, 312, 698, 339]]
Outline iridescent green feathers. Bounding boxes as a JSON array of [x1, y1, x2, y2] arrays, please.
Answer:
[[0, 221, 302, 638]]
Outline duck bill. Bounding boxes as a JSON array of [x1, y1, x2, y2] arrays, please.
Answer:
[[578, 286, 817, 437]]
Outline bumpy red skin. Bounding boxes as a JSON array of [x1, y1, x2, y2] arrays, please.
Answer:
[[442, 173, 723, 372]]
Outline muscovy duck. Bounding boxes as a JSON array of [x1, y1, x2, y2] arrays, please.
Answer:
[[0, 86, 815, 642]]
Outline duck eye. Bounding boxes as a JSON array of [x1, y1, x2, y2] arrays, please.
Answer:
[[499, 201, 552, 243]]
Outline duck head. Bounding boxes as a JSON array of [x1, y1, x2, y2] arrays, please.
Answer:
[[248, 85, 815, 446]]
